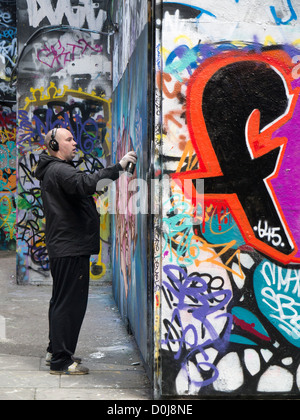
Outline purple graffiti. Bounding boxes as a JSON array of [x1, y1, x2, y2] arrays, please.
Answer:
[[162, 264, 232, 387]]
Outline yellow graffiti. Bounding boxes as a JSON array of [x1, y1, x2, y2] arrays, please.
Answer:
[[263, 36, 277, 46], [0, 194, 14, 239], [21, 82, 113, 280], [90, 240, 107, 281], [23, 82, 112, 156], [174, 35, 194, 48], [175, 140, 198, 173], [24, 82, 110, 111]]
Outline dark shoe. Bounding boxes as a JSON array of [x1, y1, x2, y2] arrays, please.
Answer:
[[50, 362, 89, 375]]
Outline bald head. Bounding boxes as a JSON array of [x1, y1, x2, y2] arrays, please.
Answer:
[[44, 128, 78, 161]]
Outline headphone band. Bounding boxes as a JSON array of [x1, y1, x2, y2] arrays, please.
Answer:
[[52, 128, 59, 141]]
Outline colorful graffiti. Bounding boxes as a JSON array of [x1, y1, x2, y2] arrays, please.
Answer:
[[16, 0, 115, 283], [173, 51, 300, 264], [17, 83, 112, 283], [0, 0, 16, 251], [155, 0, 300, 398], [0, 104, 16, 250], [111, 19, 150, 368]]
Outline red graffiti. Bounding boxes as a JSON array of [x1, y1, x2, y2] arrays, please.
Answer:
[[172, 50, 300, 264]]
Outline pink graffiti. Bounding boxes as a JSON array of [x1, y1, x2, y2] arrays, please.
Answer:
[[37, 38, 103, 71]]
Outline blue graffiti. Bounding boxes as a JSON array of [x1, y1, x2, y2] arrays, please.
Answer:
[[18, 108, 99, 153], [253, 259, 300, 348], [164, 2, 216, 19], [164, 42, 263, 82], [270, 0, 297, 25]]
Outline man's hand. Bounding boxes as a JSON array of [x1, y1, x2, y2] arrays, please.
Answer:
[[119, 151, 137, 170]]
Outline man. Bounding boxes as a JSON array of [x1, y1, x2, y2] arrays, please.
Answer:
[[35, 127, 137, 375]]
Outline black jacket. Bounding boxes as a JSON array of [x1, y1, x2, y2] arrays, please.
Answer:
[[35, 152, 123, 259]]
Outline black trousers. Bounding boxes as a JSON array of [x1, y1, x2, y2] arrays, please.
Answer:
[[47, 255, 90, 370]]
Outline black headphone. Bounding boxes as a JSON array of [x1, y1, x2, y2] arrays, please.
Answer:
[[49, 128, 59, 151]]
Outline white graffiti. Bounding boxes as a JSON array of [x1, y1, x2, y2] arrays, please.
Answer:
[[254, 220, 284, 248], [25, 0, 107, 29], [0, 81, 15, 95], [261, 287, 300, 340], [0, 36, 16, 65], [259, 261, 300, 341], [260, 261, 300, 298]]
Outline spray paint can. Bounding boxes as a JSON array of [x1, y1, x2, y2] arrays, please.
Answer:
[[127, 160, 136, 176]]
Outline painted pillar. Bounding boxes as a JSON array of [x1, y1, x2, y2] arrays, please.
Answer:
[[110, 0, 153, 376], [16, 0, 114, 284], [154, 0, 300, 398], [0, 0, 16, 251]]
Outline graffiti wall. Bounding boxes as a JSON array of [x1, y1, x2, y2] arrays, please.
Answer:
[[0, 0, 16, 251], [16, 0, 115, 283], [155, 0, 300, 398], [111, 0, 152, 370]]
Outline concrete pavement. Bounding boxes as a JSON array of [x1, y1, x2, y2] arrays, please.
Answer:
[[0, 251, 152, 400]]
